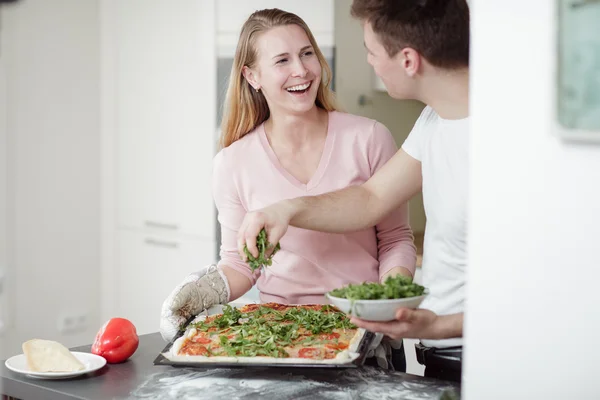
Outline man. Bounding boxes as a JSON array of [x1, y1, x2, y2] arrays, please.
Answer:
[[237, 0, 470, 383]]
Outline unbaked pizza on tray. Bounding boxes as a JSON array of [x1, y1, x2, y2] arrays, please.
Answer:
[[160, 302, 370, 366]]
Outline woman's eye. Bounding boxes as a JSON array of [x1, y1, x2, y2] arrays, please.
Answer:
[[303, 51, 314, 57], [276, 58, 288, 64]]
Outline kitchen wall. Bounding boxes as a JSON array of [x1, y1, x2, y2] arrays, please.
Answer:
[[0, 0, 8, 349], [333, 0, 426, 234], [464, 0, 600, 398], [0, 0, 101, 358]]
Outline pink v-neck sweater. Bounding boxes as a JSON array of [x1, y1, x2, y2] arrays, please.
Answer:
[[213, 111, 417, 304]]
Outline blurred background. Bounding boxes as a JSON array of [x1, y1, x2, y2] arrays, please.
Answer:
[[2, 1, 600, 398]]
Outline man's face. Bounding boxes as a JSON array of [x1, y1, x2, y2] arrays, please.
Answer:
[[363, 21, 414, 99]]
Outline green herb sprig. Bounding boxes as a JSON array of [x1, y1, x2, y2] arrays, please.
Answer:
[[277, 305, 356, 334], [189, 304, 241, 331], [329, 275, 426, 300], [243, 228, 281, 272]]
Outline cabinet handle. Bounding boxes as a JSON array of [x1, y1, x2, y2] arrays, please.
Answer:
[[144, 220, 179, 230], [144, 238, 179, 249]]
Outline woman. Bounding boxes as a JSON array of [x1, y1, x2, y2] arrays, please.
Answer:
[[159, 8, 416, 370]]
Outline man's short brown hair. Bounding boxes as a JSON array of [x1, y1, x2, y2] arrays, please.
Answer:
[[351, 0, 470, 69]]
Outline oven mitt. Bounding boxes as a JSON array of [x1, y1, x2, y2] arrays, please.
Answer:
[[365, 334, 404, 370], [159, 264, 230, 342]]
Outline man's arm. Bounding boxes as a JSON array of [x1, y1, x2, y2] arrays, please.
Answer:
[[290, 149, 421, 232], [350, 310, 463, 341], [238, 149, 422, 258]]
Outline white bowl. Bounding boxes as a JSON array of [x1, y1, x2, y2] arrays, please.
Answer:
[[325, 291, 428, 322]]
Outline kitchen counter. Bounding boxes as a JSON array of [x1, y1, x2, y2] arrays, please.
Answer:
[[1, 333, 460, 400]]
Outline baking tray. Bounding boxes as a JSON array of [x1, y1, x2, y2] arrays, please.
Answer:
[[153, 304, 378, 369]]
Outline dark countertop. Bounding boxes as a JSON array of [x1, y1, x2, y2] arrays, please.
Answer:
[[1, 333, 460, 400]]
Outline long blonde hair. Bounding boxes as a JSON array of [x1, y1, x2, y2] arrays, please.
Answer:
[[219, 8, 340, 149]]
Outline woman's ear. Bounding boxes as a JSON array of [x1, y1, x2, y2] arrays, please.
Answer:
[[242, 66, 261, 91]]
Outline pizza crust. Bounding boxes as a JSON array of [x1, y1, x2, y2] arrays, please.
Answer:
[[163, 306, 367, 366]]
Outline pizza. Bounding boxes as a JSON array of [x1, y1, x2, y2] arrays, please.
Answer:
[[167, 303, 366, 365]]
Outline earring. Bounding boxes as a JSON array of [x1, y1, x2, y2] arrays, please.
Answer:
[[255, 87, 260, 93]]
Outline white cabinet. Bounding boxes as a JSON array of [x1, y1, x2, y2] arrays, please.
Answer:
[[1, 0, 104, 357], [101, 0, 219, 322], [116, 231, 216, 335], [117, 114, 215, 239], [216, 0, 334, 55], [115, 0, 217, 240], [216, 0, 333, 34]]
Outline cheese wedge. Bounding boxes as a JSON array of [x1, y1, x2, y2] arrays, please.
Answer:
[[22, 339, 85, 372]]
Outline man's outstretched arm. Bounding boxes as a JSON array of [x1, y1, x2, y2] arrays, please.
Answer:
[[350, 310, 464, 341], [238, 149, 422, 258]]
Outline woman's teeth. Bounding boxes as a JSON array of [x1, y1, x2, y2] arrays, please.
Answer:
[[286, 82, 311, 92]]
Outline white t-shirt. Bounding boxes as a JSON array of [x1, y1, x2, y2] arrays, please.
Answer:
[[402, 106, 469, 348]]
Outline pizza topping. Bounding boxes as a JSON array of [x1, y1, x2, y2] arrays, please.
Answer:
[[192, 336, 212, 344], [218, 334, 289, 358], [298, 347, 322, 359], [181, 304, 358, 360], [239, 304, 261, 313], [274, 305, 355, 334], [179, 342, 210, 356], [324, 348, 337, 359], [319, 332, 341, 340], [325, 341, 349, 351]]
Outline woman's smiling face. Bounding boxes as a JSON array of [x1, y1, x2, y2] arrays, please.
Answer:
[[243, 24, 322, 116]]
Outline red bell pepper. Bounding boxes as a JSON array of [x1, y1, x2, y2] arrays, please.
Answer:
[[91, 318, 139, 363]]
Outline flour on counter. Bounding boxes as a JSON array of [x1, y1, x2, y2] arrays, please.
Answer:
[[129, 366, 459, 400]]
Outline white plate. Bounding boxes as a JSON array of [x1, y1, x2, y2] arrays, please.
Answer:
[[5, 351, 107, 379], [325, 291, 428, 322]]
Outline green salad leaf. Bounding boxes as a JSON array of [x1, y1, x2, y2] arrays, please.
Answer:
[[329, 275, 426, 300], [243, 228, 281, 272], [275, 305, 356, 334]]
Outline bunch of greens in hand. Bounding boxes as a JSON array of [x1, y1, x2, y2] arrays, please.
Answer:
[[329, 275, 426, 300], [243, 228, 281, 272]]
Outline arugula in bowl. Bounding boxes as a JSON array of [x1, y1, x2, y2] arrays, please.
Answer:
[[328, 275, 426, 300]]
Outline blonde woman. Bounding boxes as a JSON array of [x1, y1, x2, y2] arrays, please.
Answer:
[[159, 8, 416, 371]]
